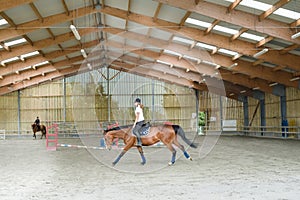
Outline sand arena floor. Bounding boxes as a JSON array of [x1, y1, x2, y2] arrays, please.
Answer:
[[0, 135, 299, 200]]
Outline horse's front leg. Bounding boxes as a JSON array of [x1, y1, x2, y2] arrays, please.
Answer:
[[137, 146, 146, 165], [112, 150, 126, 166], [33, 132, 36, 139], [112, 139, 134, 166]]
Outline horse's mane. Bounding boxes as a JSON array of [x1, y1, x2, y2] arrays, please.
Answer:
[[104, 124, 133, 133]]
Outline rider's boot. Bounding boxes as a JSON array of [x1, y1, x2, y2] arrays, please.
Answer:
[[136, 134, 142, 147]]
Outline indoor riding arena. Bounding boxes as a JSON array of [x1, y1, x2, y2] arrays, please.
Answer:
[[0, 0, 300, 199]]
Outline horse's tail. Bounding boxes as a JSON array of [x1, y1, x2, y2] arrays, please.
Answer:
[[172, 125, 197, 148], [42, 125, 47, 135]]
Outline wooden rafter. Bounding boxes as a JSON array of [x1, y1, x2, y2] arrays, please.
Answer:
[[46, 28, 56, 40], [0, 12, 16, 27], [280, 44, 299, 54], [256, 36, 274, 48], [29, 2, 44, 22], [290, 19, 300, 28], [0, 5, 97, 42], [227, 0, 242, 13], [153, 2, 163, 22], [61, 0, 70, 16], [259, 0, 291, 21], [100, 6, 300, 71], [179, 11, 191, 27], [0, 0, 35, 12], [154, 0, 300, 45], [101, 26, 298, 87], [204, 19, 220, 35], [231, 28, 248, 41]]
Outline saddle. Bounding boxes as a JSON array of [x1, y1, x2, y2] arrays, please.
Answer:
[[139, 122, 151, 136]]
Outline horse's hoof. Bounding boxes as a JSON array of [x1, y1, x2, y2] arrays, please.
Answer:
[[188, 157, 193, 161], [168, 162, 175, 166], [141, 162, 146, 165], [112, 162, 116, 166]]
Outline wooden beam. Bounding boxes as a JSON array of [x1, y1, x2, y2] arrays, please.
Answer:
[[153, 2, 163, 22], [256, 36, 274, 48], [46, 28, 56, 40], [280, 44, 299, 54], [0, 0, 35, 12], [61, 0, 70, 16], [0, 5, 97, 42], [231, 28, 248, 41], [290, 19, 300, 28], [100, 6, 300, 71], [153, 0, 300, 45], [105, 40, 273, 94], [29, 2, 44, 22], [0, 27, 99, 61], [259, 0, 291, 21], [179, 11, 191, 27], [227, 0, 242, 13], [0, 12, 17, 27], [101, 26, 298, 88], [204, 19, 220, 35], [127, 0, 131, 15]]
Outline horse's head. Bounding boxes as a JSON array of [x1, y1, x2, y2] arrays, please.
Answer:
[[103, 129, 113, 150], [31, 124, 36, 129]]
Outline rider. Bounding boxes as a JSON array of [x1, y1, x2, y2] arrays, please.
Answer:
[[34, 116, 40, 130], [133, 98, 144, 147]]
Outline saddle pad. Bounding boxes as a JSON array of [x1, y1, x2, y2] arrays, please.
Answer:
[[140, 122, 151, 136], [140, 127, 150, 136]]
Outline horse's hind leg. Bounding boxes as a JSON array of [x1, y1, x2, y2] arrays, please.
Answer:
[[165, 144, 176, 166], [173, 137, 192, 161]]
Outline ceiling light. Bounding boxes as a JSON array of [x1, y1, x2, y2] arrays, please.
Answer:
[[70, 24, 81, 40], [229, 93, 234, 96], [291, 32, 300, 40], [81, 49, 87, 58], [253, 48, 268, 58], [186, 68, 190, 72], [253, 87, 260, 90], [240, 90, 246, 93]]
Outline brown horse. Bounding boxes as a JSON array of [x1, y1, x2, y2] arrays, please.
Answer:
[[31, 124, 47, 139], [103, 124, 197, 166]]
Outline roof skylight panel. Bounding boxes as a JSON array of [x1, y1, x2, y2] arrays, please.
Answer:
[[183, 55, 200, 62], [196, 42, 217, 51], [218, 48, 239, 56], [213, 25, 239, 35], [20, 51, 40, 59], [33, 61, 49, 67], [239, 0, 271, 11], [173, 36, 194, 45], [274, 8, 300, 20], [185, 18, 212, 28], [163, 49, 182, 57], [156, 60, 172, 66], [1, 57, 19, 66], [5, 38, 27, 47], [240, 32, 264, 41], [0, 19, 8, 26]]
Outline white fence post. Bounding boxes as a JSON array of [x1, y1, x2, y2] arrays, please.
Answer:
[[0, 130, 5, 140]]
